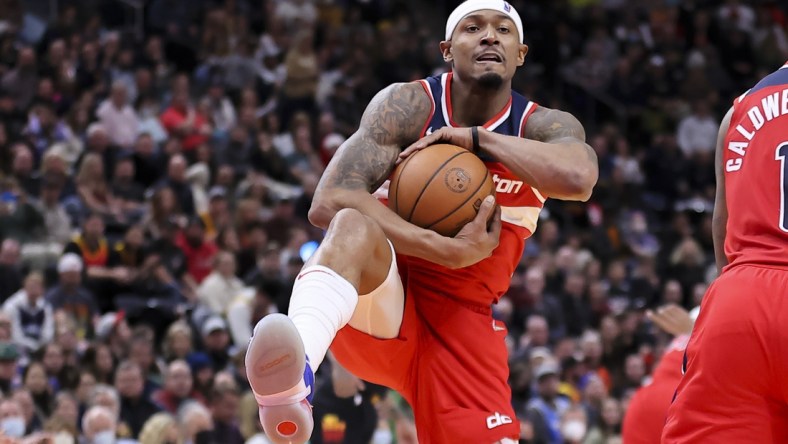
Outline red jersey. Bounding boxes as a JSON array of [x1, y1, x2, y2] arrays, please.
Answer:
[[377, 72, 544, 306], [723, 61, 788, 271]]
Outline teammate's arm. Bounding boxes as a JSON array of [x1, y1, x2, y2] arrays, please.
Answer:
[[712, 107, 734, 273], [309, 82, 499, 269]]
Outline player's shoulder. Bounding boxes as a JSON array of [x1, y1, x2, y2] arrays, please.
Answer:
[[374, 81, 432, 107], [361, 81, 433, 143], [523, 105, 586, 143]]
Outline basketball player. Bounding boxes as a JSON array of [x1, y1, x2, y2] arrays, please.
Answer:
[[622, 304, 696, 444], [246, 1, 598, 442], [662, 61, 788, 442]]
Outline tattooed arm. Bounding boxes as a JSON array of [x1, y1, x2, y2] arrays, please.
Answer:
[[309, 82, 498, 268], [477, 106, 599, 201]]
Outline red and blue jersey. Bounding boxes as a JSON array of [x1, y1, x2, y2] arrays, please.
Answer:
[[723, 61, 788, 271], [379, 72, 544, 306]]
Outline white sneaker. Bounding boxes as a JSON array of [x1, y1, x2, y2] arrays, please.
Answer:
[[246, 314, 315, 444]]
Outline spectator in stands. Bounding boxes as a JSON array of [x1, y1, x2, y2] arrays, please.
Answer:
[[143, 188, 182, 242], [81, 344, 116, 386], [10, 144, 39, 198], [115, 360, 160, 439], [75, 370, 97, 410], [128, 335, 164, 396], [96, 314, 130, 362], [527, 361, 571, 444], [40, 343, 70, 392], [96, 81, 140, 150], [1, 186, 46, 254], [280, 30, 318, 127], [111, 158, 145, 221], [139, 412, 179, 444], [186, 353, 214, 402], [82, 405, 118, 444], [677, 99, 719, 158], [200, 188, 231, 241], [51, 392, 79, 433], [522, 315, 551, 352], [2, 271, 54, 352], [204, 82, 236, 138], [160, 89, 210, 157], [178, 401, 213, 444], [584, 397, 623, 443], [152, 360, 202, 415], [581, 331, 611, 390], [521, 267, 566, 342], [558, 404, 588, 444], [161, 321, 193, 363], [23, 177, 72, 268], [66, 212, 131, 308], [1, 46, 38, 110], [87, 385, 121, 425], [0, 398, 26, 438], [176, 217, 218, 286], [248, 131, 297, 185], [235, 222, 268, 279], [208, 385, 242, 444], [74, 153, 125, 226], [199, 316, 230, 372], [131, 134, 162, 190], [23, 361, 51, 418], [615, 354, 646, 397], [220, 127, 253, 178], [197, 251, 244, 316], [46, 254, 97, 339], [77, 123, 117, 183], [157, 154, 196, 216], [11, 388, 39, 435]]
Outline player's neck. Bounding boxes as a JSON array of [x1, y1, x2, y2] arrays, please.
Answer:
[[449, 77, 511, 127]]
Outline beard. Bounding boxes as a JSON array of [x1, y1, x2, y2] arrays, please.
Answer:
[[478, 72, 504, 90]]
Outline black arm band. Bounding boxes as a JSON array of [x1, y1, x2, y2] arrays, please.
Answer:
[[471, 126, 480, 153]]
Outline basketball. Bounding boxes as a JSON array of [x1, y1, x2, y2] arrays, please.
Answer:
[[388, 144, 495, 237]]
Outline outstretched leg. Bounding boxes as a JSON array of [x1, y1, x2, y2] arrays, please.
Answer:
[[245, 209, 394, 444]]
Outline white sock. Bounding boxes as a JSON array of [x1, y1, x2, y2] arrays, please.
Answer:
[[286, 265, 358, 372]]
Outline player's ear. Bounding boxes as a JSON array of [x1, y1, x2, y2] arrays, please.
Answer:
[[516, 44, 528, 66], [440, 41, 453, 63]]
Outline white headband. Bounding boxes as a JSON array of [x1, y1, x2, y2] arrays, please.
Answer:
[[445, 0, 524, 44]]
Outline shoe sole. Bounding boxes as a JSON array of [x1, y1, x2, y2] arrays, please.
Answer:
[[247, 314, 313, 444]]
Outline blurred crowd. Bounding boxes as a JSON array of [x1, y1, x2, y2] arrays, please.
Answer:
[[0, 0, 785, 443]]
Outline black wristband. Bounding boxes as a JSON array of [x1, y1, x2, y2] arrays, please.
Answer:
[[471, 126, 480, 153]]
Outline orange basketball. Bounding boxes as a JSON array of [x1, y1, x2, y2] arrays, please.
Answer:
[[388, 144, 495, 237]]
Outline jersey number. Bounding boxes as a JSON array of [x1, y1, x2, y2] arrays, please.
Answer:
[[776, 142, 788, 232]]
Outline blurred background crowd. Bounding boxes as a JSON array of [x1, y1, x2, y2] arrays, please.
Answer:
[[0, 0, 785, 443]]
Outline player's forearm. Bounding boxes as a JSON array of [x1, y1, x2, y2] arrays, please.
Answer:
[[309, 189, 454, 265], [478, 129, 597, 201]]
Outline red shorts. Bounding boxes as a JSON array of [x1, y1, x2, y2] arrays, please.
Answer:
[[662, 265, 788, 442], [330, 272, 518, 443]]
